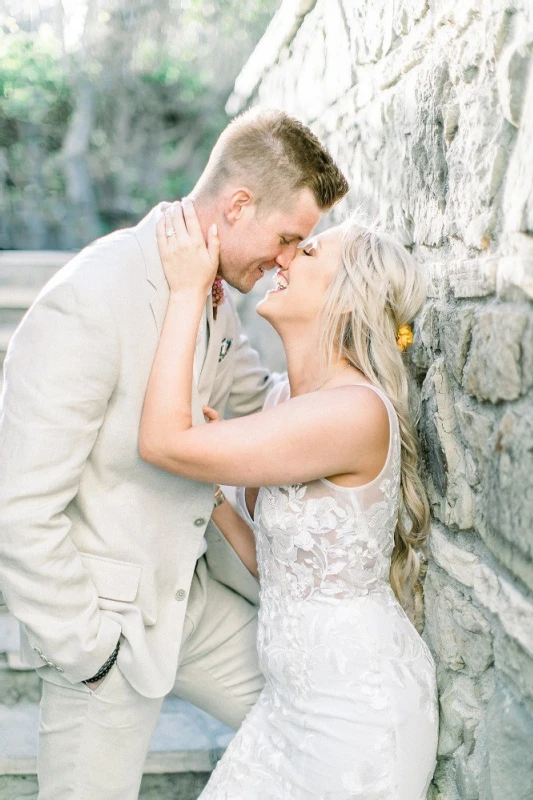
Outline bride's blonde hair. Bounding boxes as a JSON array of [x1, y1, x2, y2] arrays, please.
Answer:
[[320, 215, 430, 615]]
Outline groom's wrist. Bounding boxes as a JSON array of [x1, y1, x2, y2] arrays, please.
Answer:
[[214, 485, 226, 508], [83, 639, 121, 685]]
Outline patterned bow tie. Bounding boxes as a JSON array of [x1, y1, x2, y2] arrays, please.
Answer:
[[212, 277, 225, 320]]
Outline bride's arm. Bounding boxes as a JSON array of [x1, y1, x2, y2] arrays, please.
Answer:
[[203, 408, 258, 578], [212, 495, 258, 578], [139, 201, 388, 489], [140, 198, 219, 455]]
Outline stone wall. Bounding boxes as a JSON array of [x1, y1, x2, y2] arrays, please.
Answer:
[[230, 1, 533, 797]]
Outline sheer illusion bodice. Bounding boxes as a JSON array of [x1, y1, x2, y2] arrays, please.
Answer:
[[199, 380, 438, 799]]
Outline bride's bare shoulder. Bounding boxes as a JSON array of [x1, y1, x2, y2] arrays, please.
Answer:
[[310, 382, 390, 442]]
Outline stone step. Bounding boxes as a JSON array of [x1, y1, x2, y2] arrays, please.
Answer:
[[0, 251, 72, 288], [0, 325, 15, 375], [0, 773, 212, 799], [0, 288, 39, 328], [0, 614, 40, 707], [0, 252, 74, 378], [0, 327, 13, 352], [0, 287, 40, 309]]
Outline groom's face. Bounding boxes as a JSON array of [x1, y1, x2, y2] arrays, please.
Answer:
[[218, 188, 322, 294]]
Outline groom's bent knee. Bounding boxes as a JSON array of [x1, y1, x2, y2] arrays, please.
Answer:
[[174, 562, 263, 730]]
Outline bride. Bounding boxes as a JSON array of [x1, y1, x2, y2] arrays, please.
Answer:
[[139, 199, 438, 799]]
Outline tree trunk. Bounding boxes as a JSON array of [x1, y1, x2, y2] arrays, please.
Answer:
[[59, 0, 101, 248], [60, 75, 100, 248]]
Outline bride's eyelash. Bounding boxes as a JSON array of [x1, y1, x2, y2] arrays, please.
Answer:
[[303, 248, 313, 256]]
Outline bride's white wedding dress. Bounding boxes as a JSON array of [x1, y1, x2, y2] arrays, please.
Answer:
[[200, 381, 438, 799]]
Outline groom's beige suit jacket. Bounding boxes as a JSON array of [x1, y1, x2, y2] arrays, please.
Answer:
[[0, 207, 271, 698]]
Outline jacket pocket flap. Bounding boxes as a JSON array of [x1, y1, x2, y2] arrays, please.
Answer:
[[80, 553, 142, 602]]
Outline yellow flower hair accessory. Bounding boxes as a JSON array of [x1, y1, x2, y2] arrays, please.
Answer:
[[396, 323, 414, 352]]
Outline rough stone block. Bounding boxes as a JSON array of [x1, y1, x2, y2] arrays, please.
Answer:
[[473, 561, 533, 659], [436, 669, 495, 758], [502, 21, 533, 235], [454, 396, 496, 484], [485, 682, 533, 799], [428, 524, 478, 589], [376, 13, 433, 96], [420, 360, 474, 529], [484, 402, 533, 571], [391, 0, 429, 37], [411, 301, 439, 377], [405, 60, 449, 248], [425, 263, 448, 301], [463, 306, 528, 402], [446, 259, 498, 299], [424, 564, 493, 676], [494, 633, 533, 712], [454, 761, 477, 800], [423, 258, 499, 304], [497, 28, 533, 127], [497, 256, 533, 301], [473, 499, 533, 597], [340, 0, 396, 65], [444, 19, 516, 247], [428, 522, 533, 663], [323, 0, 353, 98], [439, 305, 474, 383], [427, 758, 461, 800]]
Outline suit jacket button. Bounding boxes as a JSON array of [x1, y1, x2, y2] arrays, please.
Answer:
[[56, 666, 64, 673], [175, 589, 187, 601], [194, 518, 206, 527]]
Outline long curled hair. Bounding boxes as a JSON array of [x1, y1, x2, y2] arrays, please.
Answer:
[[320, 216, 430, 614]]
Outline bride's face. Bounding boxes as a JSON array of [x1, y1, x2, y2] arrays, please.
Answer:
[[257, 225, 343, 326]]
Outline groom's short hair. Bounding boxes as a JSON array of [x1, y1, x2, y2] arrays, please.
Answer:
[[197, 108, 349, 211]]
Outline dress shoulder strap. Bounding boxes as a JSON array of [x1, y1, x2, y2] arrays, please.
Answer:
[[350, 382, 397, 419]]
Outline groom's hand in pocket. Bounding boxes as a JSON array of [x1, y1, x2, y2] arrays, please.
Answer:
[[85, 675, 106, 692]]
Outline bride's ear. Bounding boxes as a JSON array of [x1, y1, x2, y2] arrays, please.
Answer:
[[224, 188, 255, 223]]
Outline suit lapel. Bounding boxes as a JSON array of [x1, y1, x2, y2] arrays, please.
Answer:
[[133, 205, 206, 426], [133, 207, 170, 336], [197, 293, 220, 407]]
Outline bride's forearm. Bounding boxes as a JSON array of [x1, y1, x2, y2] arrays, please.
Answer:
[[140, 289, 205, 456], [212, 500, 258, 579]]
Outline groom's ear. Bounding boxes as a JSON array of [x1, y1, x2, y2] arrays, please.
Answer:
[[225, 188, 255, 223]]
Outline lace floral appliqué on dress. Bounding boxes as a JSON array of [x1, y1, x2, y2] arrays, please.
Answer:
[[199, 381, 438, 800]]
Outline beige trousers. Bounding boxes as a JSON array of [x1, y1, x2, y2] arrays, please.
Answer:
[[37, 557, 263, 800]]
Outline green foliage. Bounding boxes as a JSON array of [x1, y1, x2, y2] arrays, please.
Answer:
[[0, 27, 71, 147], [0, 0, 279, 248]]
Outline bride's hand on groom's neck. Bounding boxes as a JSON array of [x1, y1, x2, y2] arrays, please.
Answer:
[[156, 198, 219, 295]]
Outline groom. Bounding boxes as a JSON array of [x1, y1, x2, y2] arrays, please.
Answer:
[[0, 108, 348, 798]]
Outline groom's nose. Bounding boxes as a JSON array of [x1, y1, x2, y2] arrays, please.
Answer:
[[275, 248, 296, 269]]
